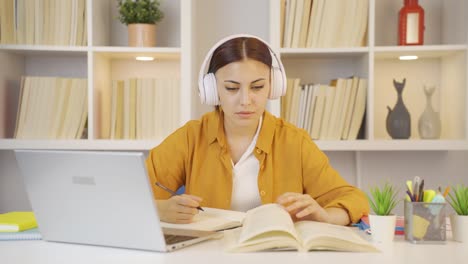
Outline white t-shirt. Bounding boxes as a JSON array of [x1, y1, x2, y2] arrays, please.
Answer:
[[230, 116, 263, 212]]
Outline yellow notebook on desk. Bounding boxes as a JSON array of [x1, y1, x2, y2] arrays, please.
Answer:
[[0, 212, 38, 232], [224, 204, 378, 253]]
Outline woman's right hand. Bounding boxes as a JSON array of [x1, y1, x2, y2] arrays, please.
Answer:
[[156, 194, 203, 224]]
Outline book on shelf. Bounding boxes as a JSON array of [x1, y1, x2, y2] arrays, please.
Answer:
[[347, 78, 367, 140], [282, 0, 296, 48], [325, 78, 346, 140], [0, 0, 87, 45], [281, 78, 301, 125], [0, 211, 37, 232], [279, 0, 286, 46], [224, 204, 378, 253], [281, 78, 294, 120], [282, 0, 368, 48], [318, 84, 336, 139], [160, 207, 246, 232], [15, 0, 25, 44], [304, 84, 317, 133], [14, 76, 87, 139], [335, 77, 353, 139], [335, 0, 352, 47], [298, 0, 313, 48], [290, 0, 304, 48], [300, 84, 309, 130], [0, 228, 42, 241], [281, 77, 367, 140], [297, 84, 307, 128], [289, 78, 301, 125], [353, 0, 369, 47], [341, 76, 360, 139], [310, 84, 327, 139], [110, 77, 180, 140], [305, 0, 324, 48], [317, 0, 341, 48], [0, 0, 15, 44]]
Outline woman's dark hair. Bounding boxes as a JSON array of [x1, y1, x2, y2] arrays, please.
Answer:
[[208, 37, 272, 74]]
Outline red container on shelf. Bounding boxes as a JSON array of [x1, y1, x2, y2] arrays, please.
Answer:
[[398, 0, 425, 45]]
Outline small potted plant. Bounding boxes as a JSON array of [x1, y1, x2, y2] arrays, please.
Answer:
[[447, 184, 468, 242], [366, 182, 400, 243], [117, 0, 164, 47]]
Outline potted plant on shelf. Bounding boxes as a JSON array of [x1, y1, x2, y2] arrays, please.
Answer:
[[366, 182, 400, 243], [447, 184, 468, 242], [117, 0, 164, 47]]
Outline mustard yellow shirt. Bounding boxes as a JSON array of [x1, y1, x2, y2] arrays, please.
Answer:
[[146, 110, 369, 223]]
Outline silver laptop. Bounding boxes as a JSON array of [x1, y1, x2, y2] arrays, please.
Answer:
[[14, 150, 220, 252]]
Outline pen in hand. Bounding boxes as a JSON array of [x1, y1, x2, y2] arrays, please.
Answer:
[[155, 182, 204, 211]]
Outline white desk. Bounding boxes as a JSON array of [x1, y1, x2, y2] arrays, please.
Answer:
[[0, 235, 466, 264]]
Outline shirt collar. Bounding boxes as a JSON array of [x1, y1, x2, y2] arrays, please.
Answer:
[[255, 111, 275, 154], [206, 109, 276, 154]]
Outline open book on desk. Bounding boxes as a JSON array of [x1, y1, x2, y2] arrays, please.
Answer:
[[160, 207, 246, 232], [224, 204, 378, 252]]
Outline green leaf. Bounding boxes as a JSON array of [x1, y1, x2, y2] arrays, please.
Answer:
[[366, 182, 400, 216], [447, 185, 468, 215], [117, 0, 164, 25]]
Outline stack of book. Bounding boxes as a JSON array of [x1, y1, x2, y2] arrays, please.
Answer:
[[0, 0, 87, 45], [14, 76, 88, 139], [109, 78, 181, 140], [281, 0, 368, 48], [0, 211, 41, 241], [281, 76, 367, 140]]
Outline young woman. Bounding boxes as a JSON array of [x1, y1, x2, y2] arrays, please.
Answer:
[[146, 34, 369, 225]]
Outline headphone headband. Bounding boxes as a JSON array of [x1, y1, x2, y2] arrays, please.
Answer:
[[198, 34, 287, 105]]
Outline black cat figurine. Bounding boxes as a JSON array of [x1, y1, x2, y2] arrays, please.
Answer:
[[386, 78, 411, 139]]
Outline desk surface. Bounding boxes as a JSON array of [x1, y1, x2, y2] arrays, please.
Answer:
[[1, 235, 466, 264]]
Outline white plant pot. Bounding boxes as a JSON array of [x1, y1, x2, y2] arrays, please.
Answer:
[[369, 214, 396, 243], [450, 214, 468, 242]]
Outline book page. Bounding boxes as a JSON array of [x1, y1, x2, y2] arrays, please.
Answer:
[[224, 227, 299, 253], [160, 207, 245, 232], [239, 204, 299, 244], [294, 221, 378, 252]]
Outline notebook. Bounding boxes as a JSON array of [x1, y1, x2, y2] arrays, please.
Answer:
[[160, 207, 246, 231], [0, 211, 37, 232], [14, 150, 221, 252], [0, 228, 42, 241]]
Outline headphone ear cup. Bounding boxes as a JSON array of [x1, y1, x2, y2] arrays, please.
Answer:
[[269, 67, 286, 99], [202, 73, 219, 105]]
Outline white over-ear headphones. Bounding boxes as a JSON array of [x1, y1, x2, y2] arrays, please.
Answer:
[[198, 34, 287, 105]]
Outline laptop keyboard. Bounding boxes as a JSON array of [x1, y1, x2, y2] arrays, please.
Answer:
[[164, 234, 197, 245]]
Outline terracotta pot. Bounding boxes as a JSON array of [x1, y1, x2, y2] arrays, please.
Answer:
[[128, 23, 156, 47]]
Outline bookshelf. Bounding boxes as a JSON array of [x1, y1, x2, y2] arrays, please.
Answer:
[[1, 0, 468, 214], [0, 0, 191, 149], [269, 0, 468, 150]]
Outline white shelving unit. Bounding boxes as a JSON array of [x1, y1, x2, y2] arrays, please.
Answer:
[[1, 0, 467, 214], [0, 0, 192, 145], [269, 0, 468, 150]]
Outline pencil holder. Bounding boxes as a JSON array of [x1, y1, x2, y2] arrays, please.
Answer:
[[404, 201, 446, 243]]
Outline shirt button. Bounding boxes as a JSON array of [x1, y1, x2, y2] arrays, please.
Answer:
[[256, 149, 262, 154], [260, 190, 266, 196]]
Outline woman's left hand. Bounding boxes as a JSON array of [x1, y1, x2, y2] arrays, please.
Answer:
[[276, 192, 330, 223]]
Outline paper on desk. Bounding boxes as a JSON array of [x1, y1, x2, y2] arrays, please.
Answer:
[[160, 207, 246, 232]]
